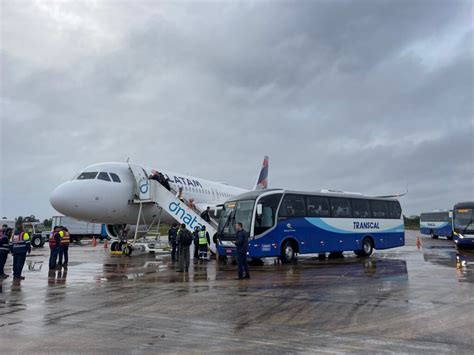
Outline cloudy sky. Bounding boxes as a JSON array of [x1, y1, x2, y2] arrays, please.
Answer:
[[1, 0, 473, 219]]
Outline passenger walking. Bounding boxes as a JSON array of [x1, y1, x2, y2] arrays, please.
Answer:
[[58, 227, 70, 268], [193, 226, 200, 260], [200, 207, 211, 223], [49, 226, 62, 270], [158, 172, 171, 191], [176, 224, 192, 273], [10, 227, 31, 280], [234, 222, 250, 280], [198, 226, 210, 262], [176, 187, 184, 202], [0, 227, 11, 278], [168, 223, 178, 262]]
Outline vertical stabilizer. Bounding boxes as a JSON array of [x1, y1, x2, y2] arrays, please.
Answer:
[[254, 156, 269, 190]]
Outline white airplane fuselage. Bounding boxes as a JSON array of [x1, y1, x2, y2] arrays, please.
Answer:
[[50, 162, 248, 226]]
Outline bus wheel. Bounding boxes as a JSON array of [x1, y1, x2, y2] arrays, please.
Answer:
[[281, 240, 296, 264], [447, 234, 454, 241], [355, 237, 373, 257], [430, 230, 438, 239]]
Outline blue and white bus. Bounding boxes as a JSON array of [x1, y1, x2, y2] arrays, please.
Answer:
[[419, 211, 453, 240], [216, 189, 405, 263], [453, 202, 474, 248]]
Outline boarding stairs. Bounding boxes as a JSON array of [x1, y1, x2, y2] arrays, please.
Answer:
[[127, 164, 218, 255]]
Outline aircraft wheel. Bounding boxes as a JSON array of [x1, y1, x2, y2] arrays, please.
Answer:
[[111, 241, 121, 252], [122, 244, 133, 256]]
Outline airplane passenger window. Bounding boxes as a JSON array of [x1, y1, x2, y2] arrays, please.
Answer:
[[77, 172, 98, 180], [110, 173, 121, 183], [97, 172, 111, 181]]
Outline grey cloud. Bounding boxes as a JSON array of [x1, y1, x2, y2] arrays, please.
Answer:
[[1, 0, 473, 219]]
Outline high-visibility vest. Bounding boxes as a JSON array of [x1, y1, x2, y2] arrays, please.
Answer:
[[49, 231, 63, 249], [60, 231, 70, 247], [198, 231, 208, 246], [11, 232, 30, 253]]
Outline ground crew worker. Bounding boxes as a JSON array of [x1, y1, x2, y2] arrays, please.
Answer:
[[168, 223, 178, 262], [10, 227, 31, 280], [198, 226, 210, 262], [234, 222, 250, 280], [0, 227, 11, 279], [193, 226, 200, 260], [58, 227, 70, 268], [49, 226, 62, 270], [176, 224, 192, 273]]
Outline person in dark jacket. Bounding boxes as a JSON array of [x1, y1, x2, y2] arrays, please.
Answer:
[[0, 227, 11, 278], [10, 227, 31, 280], [158, 173, 171, 191], [168, 223, 178, 262], [200, 207, 211, 223], [193, 226, 200, 260], [176, 224, 192, 273], [234, 222, 250, 280]]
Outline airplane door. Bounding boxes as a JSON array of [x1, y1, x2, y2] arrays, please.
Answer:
[[129, 164, 151, 200]]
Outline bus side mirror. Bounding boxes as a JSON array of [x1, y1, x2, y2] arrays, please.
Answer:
[[256, 204, 263, 216]]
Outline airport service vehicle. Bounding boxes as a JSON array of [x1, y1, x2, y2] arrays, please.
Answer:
[[50, 157, 269, 254], [0, 219, 16, 229], [453, 202, 474, 248], [22, 222, 50, 248], [217, 189, 404, 263], [419, 211, 453, 240], [51, 215, 103, 242]]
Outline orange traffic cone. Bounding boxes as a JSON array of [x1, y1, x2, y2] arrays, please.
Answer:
[[92, 236, 97, 247], [416, 237, 421, 249], [103, 239, 108, 249]]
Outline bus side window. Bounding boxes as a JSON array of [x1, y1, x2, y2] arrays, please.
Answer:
[[306, 196, 330, 217], [371, 200, 389, 218], [388, 201, 402, 219], [279, 194, 306, 219], [352, 199, 371, 218], [330, 198, 352, 218], [254, 193, 282, 235]]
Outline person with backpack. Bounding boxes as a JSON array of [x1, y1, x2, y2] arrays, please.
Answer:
[[176, 224, 192, 273]]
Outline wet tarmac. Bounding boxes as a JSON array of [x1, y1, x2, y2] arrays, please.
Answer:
[[1, 230, 473, 354]]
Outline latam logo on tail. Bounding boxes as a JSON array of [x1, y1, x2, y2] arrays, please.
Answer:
[[255, 155, 269, 190]]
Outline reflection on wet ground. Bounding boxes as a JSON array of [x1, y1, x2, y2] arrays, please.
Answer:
[[1, 231, 473, 353]]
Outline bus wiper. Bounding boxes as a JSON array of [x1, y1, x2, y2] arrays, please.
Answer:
[[220, 211, 234, 234], [462, 219, 474, 235]]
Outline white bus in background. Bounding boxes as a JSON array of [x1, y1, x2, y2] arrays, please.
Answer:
[[52, 215, 104, 242]]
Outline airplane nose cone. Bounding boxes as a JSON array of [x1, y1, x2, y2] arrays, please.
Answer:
[[50, 183, 74, 215]]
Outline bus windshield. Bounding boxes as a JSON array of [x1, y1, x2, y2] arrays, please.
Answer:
[[454, 208, 474, 233], [218, 199, 255, 236]]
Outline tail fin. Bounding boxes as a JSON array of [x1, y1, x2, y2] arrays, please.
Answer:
[[254, 155, 269, 190]]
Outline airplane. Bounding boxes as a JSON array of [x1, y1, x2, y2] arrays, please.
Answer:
[[50, 156, 269, 240]]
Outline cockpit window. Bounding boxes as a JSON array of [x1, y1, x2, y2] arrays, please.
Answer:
[[77, 172, 98, 180], [110, 173, 121, 183], [97, 172, 111, 181]]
